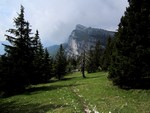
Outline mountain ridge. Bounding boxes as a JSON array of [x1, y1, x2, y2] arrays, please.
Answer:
[[47, 24, 115, 57]]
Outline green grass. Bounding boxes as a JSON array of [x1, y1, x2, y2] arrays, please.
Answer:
[[0, 72, 150, 113]]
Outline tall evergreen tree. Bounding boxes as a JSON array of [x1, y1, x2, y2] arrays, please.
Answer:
[[42, 48, 53, 82], [86, 46, 97, 73], [86, 41, 104, 73], [109, 0, 150, 88], [55, 44, 67, 80], [0, 54, 9, 93], [81, 49, 86, 78], [94, 40, 103, 70], [101, 37, 113, 71], [2, 5, 34, 94], [32, 30, 45, 84], [66, 56, 77, 73]]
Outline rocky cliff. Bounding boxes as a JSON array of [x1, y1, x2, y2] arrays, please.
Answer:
[[47, 24, 115, 57], [65, 24, 115, 57]]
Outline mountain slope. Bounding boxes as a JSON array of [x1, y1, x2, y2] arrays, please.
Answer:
[[66, 24, 115, 57], [47, 24, 115, 57]]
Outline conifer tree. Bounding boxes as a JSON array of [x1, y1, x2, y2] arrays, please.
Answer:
[[109, 0, 150, 88], [2, 5, 34, 94], [0, 54, 9, 93], [81, 49, 86, 78], [94, 40, 103, 70], [101, 37, 113, 71], [86, 41, 103, 73], [42, 48, 53, 82], [86, 46, 97, 73], [32, 30, 45, 84], [55, 44, 67, 80], [66, 56, 77, 73]]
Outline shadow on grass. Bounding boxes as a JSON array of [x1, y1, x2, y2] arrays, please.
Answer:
[[49, 76, 78, 83], [114, 78, 150, 90], [25, 83, 81, 95], [1, 76, 81, 98], [86, 75, 103, 79], [0, 100, 68, 113], [84, 73, 106, 79]]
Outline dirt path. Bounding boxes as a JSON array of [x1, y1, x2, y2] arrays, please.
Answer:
[[68, 81, 95, 113]]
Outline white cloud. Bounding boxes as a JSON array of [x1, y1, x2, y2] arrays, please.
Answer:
[[0, 0, 128, 48]]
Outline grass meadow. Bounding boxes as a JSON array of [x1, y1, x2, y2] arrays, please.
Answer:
[[0, 72, 150, 113]]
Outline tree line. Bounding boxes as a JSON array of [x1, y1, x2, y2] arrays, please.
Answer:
[[108, 0, 150, 89], [80, 0, 150, 89], [0, 6, 68, 96], [0, 4, 110, 96]]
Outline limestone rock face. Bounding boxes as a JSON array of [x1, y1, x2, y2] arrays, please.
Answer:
[[47, 24, 115, 57], [66, 24, 115, 57]]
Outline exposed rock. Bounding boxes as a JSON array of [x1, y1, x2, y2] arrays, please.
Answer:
[[66, 24, 115, 57], [47, 24, 115, 57]]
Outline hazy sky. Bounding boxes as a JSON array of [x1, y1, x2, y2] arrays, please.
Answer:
[[0, 0, 128, 53]]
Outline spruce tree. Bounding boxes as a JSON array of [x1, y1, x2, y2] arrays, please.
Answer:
[[101, 37, 113, 71], [0, 54, 9, 94], [86, 41, 103, 73], [42, 48, 53, 82], [32, 30, 45, 84], [86, 46, 97, 73], [109, 0, 150, 88], [55, 44, 67, 80], [81, 49, 86, 78], [93, 40, 103, 70], [66, 56, 77, 73], [2, 5, 34, 94]]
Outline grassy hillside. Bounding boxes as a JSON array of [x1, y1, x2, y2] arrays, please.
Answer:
[[0, 72, 150, 113]]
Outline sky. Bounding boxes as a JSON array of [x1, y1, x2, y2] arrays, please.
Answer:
[[0, 0, 128, 54]]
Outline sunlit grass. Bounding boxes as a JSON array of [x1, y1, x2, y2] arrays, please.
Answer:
[[0, 72, 150, 113]]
